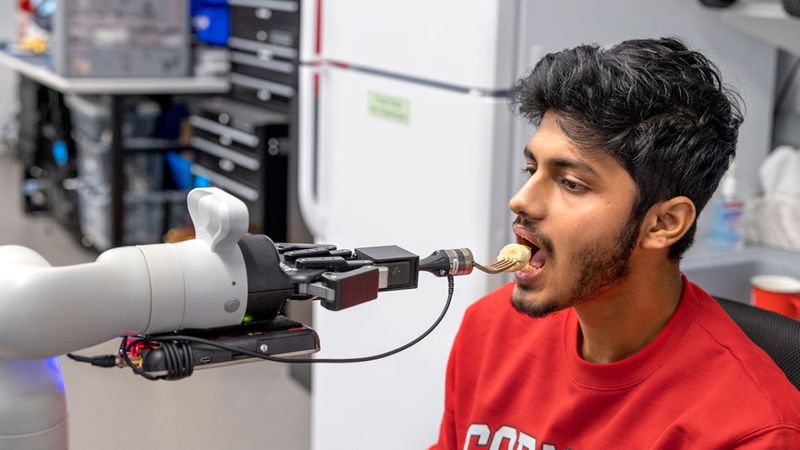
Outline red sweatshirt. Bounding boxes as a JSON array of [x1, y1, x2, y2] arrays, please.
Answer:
[[431, 279, 800, 449]]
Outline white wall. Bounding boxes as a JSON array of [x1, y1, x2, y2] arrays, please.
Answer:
[[773, 51, 800, 149], [0, 0, 18, 155]]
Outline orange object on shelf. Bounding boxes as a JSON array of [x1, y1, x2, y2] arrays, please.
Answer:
[[163, 228, 195, 244], [751, 275, 800, 320]]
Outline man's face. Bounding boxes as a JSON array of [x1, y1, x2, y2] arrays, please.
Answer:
[[509, 112, 641, 317]]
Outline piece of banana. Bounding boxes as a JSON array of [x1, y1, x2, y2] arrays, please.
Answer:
[[497, 244, 532, 272]]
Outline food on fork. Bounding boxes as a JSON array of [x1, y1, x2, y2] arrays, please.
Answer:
[[496, 244, 532, 272]]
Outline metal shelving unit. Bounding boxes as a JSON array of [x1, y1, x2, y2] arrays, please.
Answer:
[[0, 47, 230, 248]]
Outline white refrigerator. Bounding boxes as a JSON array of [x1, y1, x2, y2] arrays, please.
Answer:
[[295, 1, 775, 448]]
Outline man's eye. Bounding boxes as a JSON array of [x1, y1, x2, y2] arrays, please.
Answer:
[[521, 166, 536, 176], [560, 178, 587, 192]]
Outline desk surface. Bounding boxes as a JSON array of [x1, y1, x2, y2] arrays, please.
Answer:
[[0, 49, 229, 95]]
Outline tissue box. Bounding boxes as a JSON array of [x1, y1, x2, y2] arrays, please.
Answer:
[[744, 197, 800, 252]]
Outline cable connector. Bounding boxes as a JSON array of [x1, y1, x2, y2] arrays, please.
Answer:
[[66, 353, 123, 368], [419, 249, 474, 277]]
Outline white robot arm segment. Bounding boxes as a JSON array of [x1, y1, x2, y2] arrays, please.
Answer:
[[0, 245, 152, 359], [0, 188, 250, 359]]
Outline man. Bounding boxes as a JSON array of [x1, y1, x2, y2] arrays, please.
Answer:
[[430, 37, 800, 449]]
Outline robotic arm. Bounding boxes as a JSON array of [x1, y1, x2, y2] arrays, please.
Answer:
[[0, 188, 479, 360], [0, 188, 512, 448]]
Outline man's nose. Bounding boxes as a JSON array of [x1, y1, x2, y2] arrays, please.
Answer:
[[509, 175, 546, 220]]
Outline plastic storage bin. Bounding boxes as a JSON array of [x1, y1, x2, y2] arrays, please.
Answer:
[[73, 132, 164, 193], [54, 0, 190, 77], [78, 186, 190, 251], [65, 95, 161, 144]]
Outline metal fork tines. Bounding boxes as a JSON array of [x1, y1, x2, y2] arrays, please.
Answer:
[[473, 258, 518, 274]]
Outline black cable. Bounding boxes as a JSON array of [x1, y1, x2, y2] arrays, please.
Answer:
[[187, 342, 195, 377], [91, 276, 455, 381], [166, 340, 194, 379], [66, 352, 118, 368], [181, 341, 194, 378], [66, 353, 95, 363], [147, 275, 456, 365], [774, 57, 800, 114], [164, 341, 178, 379]]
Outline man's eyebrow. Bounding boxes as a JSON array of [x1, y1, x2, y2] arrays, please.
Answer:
[[548, 157, 599, 177], [524, 146, 599, 176], [524, 146, 535, 160]]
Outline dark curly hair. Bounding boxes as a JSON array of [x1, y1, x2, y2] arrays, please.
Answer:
[[511, 37, 743, 260]]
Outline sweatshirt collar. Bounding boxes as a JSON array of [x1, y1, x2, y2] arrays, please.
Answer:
[[563, 276, 702, 390]]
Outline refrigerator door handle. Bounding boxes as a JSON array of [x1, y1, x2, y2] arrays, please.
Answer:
[[298, 65, 327, 239]]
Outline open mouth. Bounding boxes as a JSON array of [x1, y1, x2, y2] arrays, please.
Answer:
[[514, 230, 548, 273]]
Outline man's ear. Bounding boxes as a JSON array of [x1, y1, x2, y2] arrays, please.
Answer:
[[639, 196, 696, 251]]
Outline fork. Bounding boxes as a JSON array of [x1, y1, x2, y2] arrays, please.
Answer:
[[473, 259, 519, 274]]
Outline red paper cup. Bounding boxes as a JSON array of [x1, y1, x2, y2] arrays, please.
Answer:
[[750, 275, 800, 320]]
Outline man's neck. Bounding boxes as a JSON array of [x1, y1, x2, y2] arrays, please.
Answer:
[[573, 260, 684, 364]]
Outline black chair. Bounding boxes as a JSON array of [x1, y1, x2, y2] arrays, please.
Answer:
[[714, 297, 800, 390]]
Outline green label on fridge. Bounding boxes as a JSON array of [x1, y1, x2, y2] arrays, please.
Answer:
[[368, 92, 410, 125]]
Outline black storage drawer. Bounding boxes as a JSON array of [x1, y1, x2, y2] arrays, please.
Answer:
[[193, 107, 260, 133], [189, 97, 290, 148], [230, 73, 294, 112], [194, 95, 291, 130], [231, 25, 298, 49], [230, 2, 300, 33], [229, 36, 297, 58], [189, 97, 291, 239], [231, 50, 297, 86], [229, 4, 299, 49], [194, 138, 263, 189], [189, 117, 263, 158]]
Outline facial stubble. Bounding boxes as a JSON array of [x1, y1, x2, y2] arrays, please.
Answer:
[[511, 215, 641, 318]]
